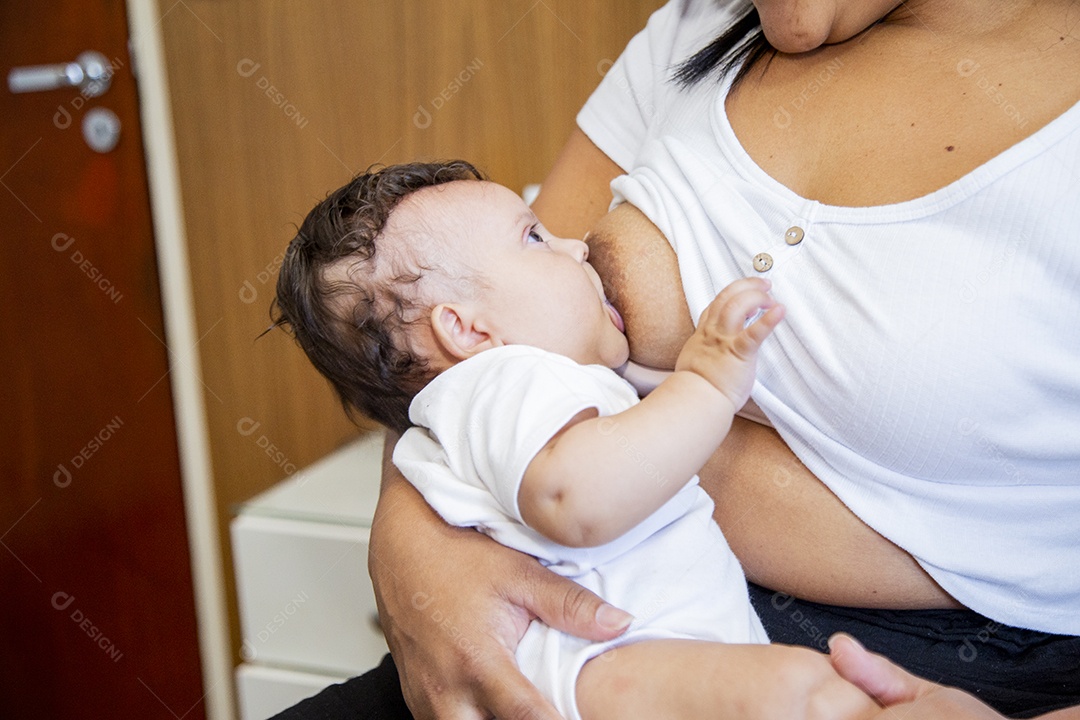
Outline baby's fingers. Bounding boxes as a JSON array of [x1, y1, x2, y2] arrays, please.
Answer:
[[705, 277, 772, 317], [740, 304, 785, 350], [708, 288, 778, 336]]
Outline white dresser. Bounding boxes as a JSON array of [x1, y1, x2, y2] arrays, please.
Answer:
[[231, 431, 389, 720]]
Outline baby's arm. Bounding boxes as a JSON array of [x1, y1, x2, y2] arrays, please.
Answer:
[[520, 277, 784, 547], [577, 639, 880, 720]]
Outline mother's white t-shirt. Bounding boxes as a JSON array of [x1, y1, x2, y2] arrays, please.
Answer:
[[578, 0, 1080, 634]]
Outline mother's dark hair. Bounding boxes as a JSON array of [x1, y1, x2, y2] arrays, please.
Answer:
[[674, 0, 910, 87], [674, 2, 776, 87]]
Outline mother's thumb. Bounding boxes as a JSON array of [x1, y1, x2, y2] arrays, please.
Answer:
[[828, 633, 930, 705], [524, 568, 633, 641]]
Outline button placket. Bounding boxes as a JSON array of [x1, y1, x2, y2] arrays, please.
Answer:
[[748, 209, 815, 277], [752, 223, 809, 274]]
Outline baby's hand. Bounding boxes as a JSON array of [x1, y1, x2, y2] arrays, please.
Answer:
[[675, 277, 784, 410]]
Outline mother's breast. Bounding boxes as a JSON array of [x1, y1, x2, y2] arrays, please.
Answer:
[[586, 202, 695, 369]]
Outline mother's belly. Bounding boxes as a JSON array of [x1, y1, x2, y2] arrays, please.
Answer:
[[702, 417, 962, 609], [589, 203, 960, 609]]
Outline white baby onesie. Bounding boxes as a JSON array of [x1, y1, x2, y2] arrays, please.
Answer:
[[394, 345, 768, 720]]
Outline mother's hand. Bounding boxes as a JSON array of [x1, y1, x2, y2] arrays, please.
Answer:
[[829, 634, 1080, 720], [369, 432, 633, 719]]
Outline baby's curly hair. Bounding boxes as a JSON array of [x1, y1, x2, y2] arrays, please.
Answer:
[[272, 160, 485, 433]]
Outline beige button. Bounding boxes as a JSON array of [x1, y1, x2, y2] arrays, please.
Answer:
[[785, 226, 805, 245], [753, 252, 773, 272]]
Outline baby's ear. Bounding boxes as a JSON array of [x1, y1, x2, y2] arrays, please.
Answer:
[[430, 303, 496, 360]]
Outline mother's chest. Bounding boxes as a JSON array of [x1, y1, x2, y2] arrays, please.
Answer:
[[721, 44, 1080, 207]]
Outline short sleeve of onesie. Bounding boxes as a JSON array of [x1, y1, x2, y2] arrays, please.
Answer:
[[394, 346, 639, 552]]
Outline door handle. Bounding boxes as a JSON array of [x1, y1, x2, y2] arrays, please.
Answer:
[[8, 50, 112, 97]]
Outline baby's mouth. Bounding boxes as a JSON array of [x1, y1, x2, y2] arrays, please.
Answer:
[[586, 262, 625, 332], [604, 299, 626, 333]]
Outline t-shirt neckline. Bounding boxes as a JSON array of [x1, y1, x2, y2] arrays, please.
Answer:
[[708, 67, 1080, 224]]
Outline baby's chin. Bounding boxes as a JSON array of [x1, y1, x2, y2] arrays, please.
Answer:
[[614, 356, 671, 396], [609, 343, 631, 370]]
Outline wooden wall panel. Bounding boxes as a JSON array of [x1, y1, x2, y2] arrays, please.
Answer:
[[158, 0, 664, 661]]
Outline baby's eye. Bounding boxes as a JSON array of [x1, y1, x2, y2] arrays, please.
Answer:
[[527, 228, 546, 244]]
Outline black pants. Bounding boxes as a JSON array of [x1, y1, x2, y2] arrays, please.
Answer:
[[746, 585, 1080, 718], [272, 583, 1080, 719]]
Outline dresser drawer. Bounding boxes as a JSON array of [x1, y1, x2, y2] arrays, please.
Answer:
[[235, 662, 350, 720], [232, 514, 388, 676]]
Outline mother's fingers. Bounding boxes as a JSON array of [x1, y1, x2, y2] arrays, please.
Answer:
[[829, 634, 1012, 720], [399, 636, 563, 720], [511, 559, 633, 643], [475, 651, 567, 720], [828, 633, 931, 705]]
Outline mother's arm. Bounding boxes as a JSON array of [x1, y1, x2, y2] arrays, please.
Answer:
[[370, 430, 632, 720]]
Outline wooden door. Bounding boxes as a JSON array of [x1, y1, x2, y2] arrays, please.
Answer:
[[0, 1, 206, 717]]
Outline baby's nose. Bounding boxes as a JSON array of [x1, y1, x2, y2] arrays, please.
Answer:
[[552, 237, 589, 263]]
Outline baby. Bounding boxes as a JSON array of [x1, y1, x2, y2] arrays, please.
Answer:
[[273, 161, 877, 720]]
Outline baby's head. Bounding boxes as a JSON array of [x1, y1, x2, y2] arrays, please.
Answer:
[[274, 161, 628, 432]]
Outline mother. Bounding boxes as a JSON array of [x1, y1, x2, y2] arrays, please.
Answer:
[[291, 0, 1080, 718]]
